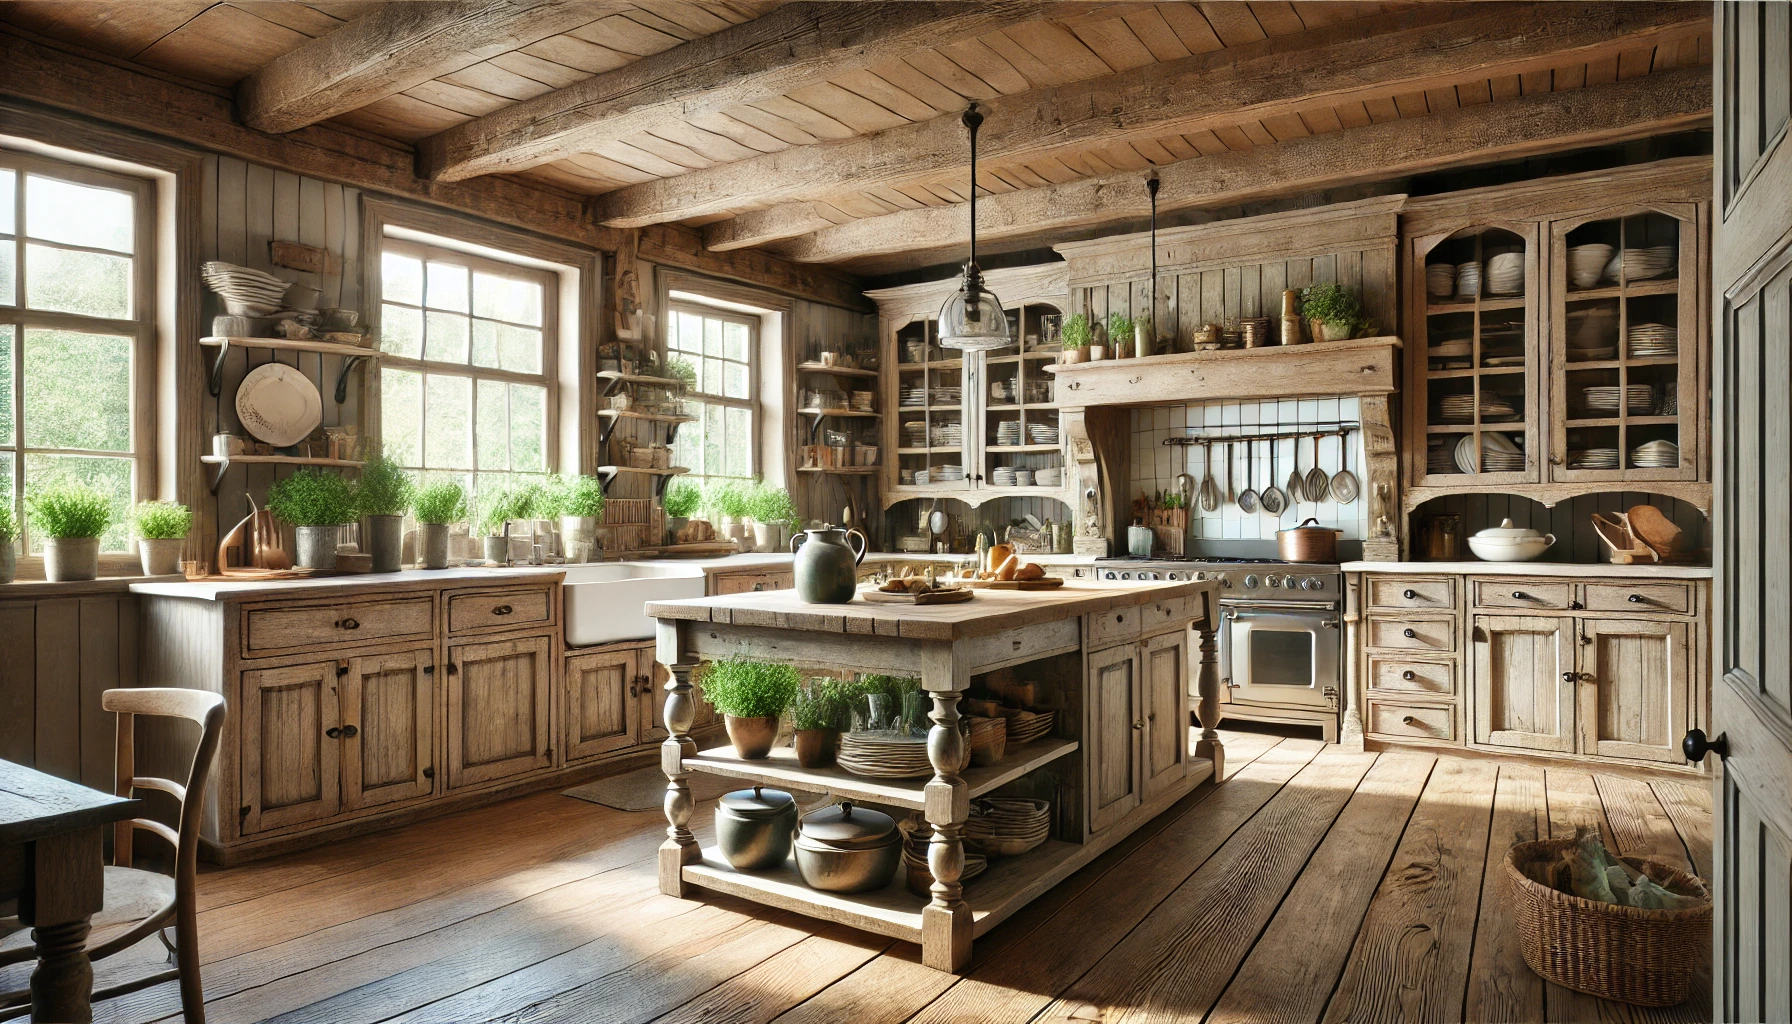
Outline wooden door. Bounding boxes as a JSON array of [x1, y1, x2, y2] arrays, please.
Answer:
[[1139, 629, 1188, 800], [445, 636, 552, 788], [564, 647, 641, 761], [341, 648, 435, 810], [240, 661, 341, 833], [1086, 643, 1141, 833], [1470, 615, 1575, 754], [1712, 7, 1792, 1018], [1577, 618, 1689, 764]]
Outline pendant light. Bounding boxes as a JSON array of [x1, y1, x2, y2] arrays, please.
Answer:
[[938, 102, 1009, 351], [1147, 173, 1161, 355]]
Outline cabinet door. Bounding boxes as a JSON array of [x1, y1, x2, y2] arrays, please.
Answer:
[[341, 648, 435, 811], [1087, 643, 1141, 834], [1578, 617, 1690, 763], [1471, 615, 1576, 753], [565, 648, 641, 761], [446, 636, 553, 788], [1140, 629, 1189, 800], [240, 661, 342, 833]]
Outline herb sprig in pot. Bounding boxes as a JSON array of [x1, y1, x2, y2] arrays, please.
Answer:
[[791, 679, 850, 768], [27, 480, 115, 582], [546, 475, 606, 562], [698, 656, 800, 759], [0, 503, 16, 584], [357, 453, 414, 573], [412, 480, 467, 570], [1299, 283, 1365, 342], [132, 500, 192, 576], [267, 469, 357, 570]]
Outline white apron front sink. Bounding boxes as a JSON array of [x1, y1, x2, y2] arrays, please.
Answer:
[[562, 562, 706, 647]]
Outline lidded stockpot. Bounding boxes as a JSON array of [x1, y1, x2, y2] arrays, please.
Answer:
[[793, 801, 902, 893], [715, 785, 797, 871]]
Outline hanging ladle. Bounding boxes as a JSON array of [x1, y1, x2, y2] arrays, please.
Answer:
[[1286, 431, 1306, 504], [1237, 439, 1259, 514], [1305, 433, 1331, 503], [1331, 429, 1360, 504], [1198, 442, 1220, 512], [1260, 437, 1287, 516], [1223, 442, 1235, 508]]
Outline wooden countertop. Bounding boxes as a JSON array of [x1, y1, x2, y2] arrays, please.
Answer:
[[647, 579, 1210, 642], [1343, 560, 1712, 579], [130, 566, 565, 601]]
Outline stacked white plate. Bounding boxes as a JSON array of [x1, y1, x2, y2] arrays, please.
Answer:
[[1455, 262, 1482, 299], [1604, 245, 1677, 283], [934, 464, 966, 482], [901, 421, 928, 445], [964, 798, 1051, 857], [930, 424, 963, 447], [1439, 392, 1517, 422], [1628, 323, 1678, 358], [1457, 432, 1523, 473], [1425, 262, 1456, 299], [1567, 448, 1621, 469], [1428, 441, 1459, 474], [1631, 439, 1679, 467], [1428, 339, 1472, 359], [1027, 424, 1059, 445], [990, 467, 1017, 486], [837, 732, 932, 779], [1034, 467, 1063, 487], [901, 386, 927, 407], [201, 261, 293, 316], [995, 421, 1022, 446], [1582, 384, 1654, 413], [1568, 244, 1615, 289], [930, 387, 962, 405], [1484, 251, 1525, 295]]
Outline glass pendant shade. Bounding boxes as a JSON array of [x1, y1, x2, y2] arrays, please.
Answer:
[[938, 265, 1010, 350]]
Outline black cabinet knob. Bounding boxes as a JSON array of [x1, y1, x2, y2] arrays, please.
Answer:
[[1402, 670, 1416, 681], [341, 724, 358, 738], [1401, 715, 1417, 726], [1403, 628, 1417, 638], [336, 617, 360, 630], [1629, 594, 1646, 604], [493, 604, 513, 615], [1512, 591, 1528, 600], [325, 726, 342, 739], [1569, 600, 1584, 610], [1403, 589, 1417, 600], [1682, 729, 1729, 762], [1561, 671, 1576, 683], [422, 767, 435, 780]]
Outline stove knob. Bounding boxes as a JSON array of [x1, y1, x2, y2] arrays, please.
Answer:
[[1104, 571, 1117, 580], [1242, 574, 1259, 589], [1218, 576, 1232, 588], [1300, 577, 1324, 591], [1121, 572, 1133, 580], [1266, 575, 1281, 588], [1282, 574, 1297, 589], [1194, 571, 1208, 581], [1142, 571, 1156, 581], [1166, 572, 1181, 581]]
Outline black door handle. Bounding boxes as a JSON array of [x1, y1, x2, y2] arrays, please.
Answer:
[[1512, 591, 1529, 600], [341, 724, 359, 738], [1682, 729, 1728, 762], [1403, 628, 1417, 638], [1402, 670, 1416, 680], [325, 726, 342, 739], [1403, 589, 1417, 600], [423, 767, 435, 779]]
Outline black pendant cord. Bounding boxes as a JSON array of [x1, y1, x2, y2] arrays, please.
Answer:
[[965, 102, 983, 272], [1148, 175, 1160, 337]]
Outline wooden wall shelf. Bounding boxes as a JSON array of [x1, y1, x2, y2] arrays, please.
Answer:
[[200, 454, 364, 494], [1045, 336, 1402, 406]]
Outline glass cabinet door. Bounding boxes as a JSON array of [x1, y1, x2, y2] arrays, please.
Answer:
[[892, 317, 968, 490], [1549, 204, 1699, 483], [1411, 222, 1542, 486], [981, 301, 1065, 491]]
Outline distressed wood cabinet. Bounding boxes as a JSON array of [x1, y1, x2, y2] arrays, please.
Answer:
[[446, 636, 552, 788], [1470, 615, 1576, 754], [239, 660, 341, 834], [1085, 642, 1140, 834], [341, 648, 435, 811], [562, 640, 712, 760]]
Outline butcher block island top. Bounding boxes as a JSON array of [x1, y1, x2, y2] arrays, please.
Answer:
[[647, 579, 1224, 972]]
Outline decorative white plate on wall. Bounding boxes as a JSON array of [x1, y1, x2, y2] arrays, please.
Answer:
[[236, 362, 323, 447]]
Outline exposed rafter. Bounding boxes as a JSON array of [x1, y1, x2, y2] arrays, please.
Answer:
[[416, 0, 1056, 182], [237, 0, 632, 135], [771, 67, 1712, 265], [599, 1, 1705, 236]]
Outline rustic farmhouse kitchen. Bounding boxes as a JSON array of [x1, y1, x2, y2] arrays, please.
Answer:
[[0, 2, 1785, 1022]]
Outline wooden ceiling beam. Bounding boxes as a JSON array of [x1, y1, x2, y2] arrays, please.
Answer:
[[238, 1, 634, 135], [770, 66, 1712, 265], [0, 24, 867, 310], [416, 0, 1058, 182], [603, 1, 1706, 232]]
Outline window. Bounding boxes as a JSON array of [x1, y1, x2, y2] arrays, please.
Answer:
[[667, 303, 755, 486], [0, 153, 152, 553], [377, 239, 555, 504]]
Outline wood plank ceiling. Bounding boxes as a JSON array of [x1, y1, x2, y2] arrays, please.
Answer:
[[1, 2, 1714, 275]]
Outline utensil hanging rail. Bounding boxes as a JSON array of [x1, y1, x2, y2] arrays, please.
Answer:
[[1162, 423, 1359, 445]]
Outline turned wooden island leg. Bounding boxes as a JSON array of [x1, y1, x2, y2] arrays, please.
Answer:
[[659, 662, 701, 897], [1193, 618, 1226, 782], [923, 686, 972, 972]]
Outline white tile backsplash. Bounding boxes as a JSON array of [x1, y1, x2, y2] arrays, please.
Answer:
[[1128, 397, 1369, 541]]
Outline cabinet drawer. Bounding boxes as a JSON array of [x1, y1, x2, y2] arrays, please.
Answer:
[[1138, 595, 1191, 635], [1367, 576, 1457, 612], [244, 597, 434, 655], [1367, 617, 1456, 653], [1367, 701, 1457, 743], [449, 588, 552, 634], [1583, 582, 1691, 615], [1086, 604, 1142, 647], [1473, 580, 1574, 611], [1368, 657, 1457, 697], [712, 571, 793, 595]]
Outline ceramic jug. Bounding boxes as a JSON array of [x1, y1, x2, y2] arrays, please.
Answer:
[[790, 525, 867, 603]]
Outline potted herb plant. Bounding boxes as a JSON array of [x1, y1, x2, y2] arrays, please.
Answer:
[[477, 484, 535, 565], [412, 479, 466, 570], [1060, 313, 1091, 364], [1107, 312, 1136, 359], [546, 474, 605, 562], [266, 469, 357, 570], [791, 679, 848, 768], [27, 481, 113, 582], [746, 482, 797, 552], [662, 479, 701, 543], [131, 501, 192, 576], [698, 655, 799, 759], [1300, 283, 1363, 343], [707, 479, 750, 548], [356, 452, 413, 573], [0, 503, 17, 584]]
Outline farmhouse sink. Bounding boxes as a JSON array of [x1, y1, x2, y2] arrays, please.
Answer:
[[562, 562, 707, 647]]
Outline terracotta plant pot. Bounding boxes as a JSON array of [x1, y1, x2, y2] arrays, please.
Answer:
[[1308, 318, 1351, 343], [44, 536, 101, 582], [793, 728, 838, 769], [725, 715, 780, 760], [138, 537, 184, 576], [1059, 347, 1087, 364]]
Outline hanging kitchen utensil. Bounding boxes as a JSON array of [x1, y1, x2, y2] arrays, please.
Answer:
[[1260, 437, 1286, 516], [1223, 442, 1235, 508], [1174, 472, 1194, 509], [1286, 432, 1306, 504], [1198, 442, 1220, 512], [1305, 433, 1331, 503], [1236, 439, 1259, 513], [1331, 429, 1360, 504]]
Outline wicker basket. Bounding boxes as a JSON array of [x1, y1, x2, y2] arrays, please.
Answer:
[[1505, 838, 1711, 1006]]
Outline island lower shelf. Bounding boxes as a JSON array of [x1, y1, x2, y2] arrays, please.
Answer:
[[683, 737, 1079, 809]]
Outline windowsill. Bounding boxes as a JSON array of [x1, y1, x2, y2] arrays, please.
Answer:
[[1, 571, 183, 598]]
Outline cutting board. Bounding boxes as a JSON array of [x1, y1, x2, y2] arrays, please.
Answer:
[[861, 587, 975, 605], [962, 577, 1065, 590]]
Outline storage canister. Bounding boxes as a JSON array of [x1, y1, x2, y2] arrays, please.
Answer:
[[793, 801, 902, 893], [715, 785, 797, 871]]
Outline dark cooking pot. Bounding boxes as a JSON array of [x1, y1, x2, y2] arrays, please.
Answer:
[[1277, 517, 1342, 563]]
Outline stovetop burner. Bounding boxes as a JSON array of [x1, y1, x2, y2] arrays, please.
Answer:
[[1093, 554, 1342, 593]]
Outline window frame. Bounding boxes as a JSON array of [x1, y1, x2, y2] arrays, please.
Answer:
[[0, 148, 156, 552], [375, 235, 560, 491], [666, 300, 760, 485]]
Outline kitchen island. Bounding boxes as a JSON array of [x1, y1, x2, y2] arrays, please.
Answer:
[[646, 578, 1222, 971]]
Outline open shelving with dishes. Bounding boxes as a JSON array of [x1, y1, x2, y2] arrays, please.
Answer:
[[595, 367, 691, 499]]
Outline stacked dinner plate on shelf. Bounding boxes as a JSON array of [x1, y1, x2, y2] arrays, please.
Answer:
[[1034, 466, 1062, 487], [930, 386, 962, 405], [1484, 251, 1525, 295], [996, 708, 1054, 745], [1567, 448, 1621, 469], [990, 466, 1017, 486], [1582, 384, 1654, 414], [1439, 392, 1517, 423], [1427, 337, 1473, 370], [1428, 440, 1459, 474], [1455, 261, 1482, 299], [1567, 243, 1615, 289], [837, 732, 932, 779], [1425, 262, 1456, 299], [900, 386, 927, 407], [1631, 439, 1679, 467], [965, 798, 1052, 857], [929, 423, 963, 447], [850, 391, 875, 412], [902, 817, 986, 895], [901, 421, 928, 446], [994, 420, 1022, 446], [1026, 423, 1059, 445], [201, 261, 293, 316], [1604, 245, 1677, 283], [1627, 323, 1678, 358], [1457, 432, 1523, 473], [933, 464, 966, 482]]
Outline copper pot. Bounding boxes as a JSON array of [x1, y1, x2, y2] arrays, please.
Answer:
[[793, 728, 838, 768], [1277, 517, 1341, 563]]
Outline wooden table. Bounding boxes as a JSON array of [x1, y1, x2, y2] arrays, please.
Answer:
[[0, 761, 141, 1024], [647, 580, 1222, 971]]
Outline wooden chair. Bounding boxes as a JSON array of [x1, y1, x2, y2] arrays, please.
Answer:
[[0, 688, 225, 1023]]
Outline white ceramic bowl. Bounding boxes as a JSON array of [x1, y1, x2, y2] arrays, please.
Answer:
[[1467, 534, 1556, 562]]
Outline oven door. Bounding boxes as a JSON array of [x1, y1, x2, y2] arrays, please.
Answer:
[[1218, 600, 1341, 713]]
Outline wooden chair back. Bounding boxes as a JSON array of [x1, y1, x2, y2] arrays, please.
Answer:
[[101, 689, 226, 876]]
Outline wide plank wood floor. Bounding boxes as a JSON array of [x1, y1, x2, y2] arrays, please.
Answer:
[[19, 728, 1712, 1023]]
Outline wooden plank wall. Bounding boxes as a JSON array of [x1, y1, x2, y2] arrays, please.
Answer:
[[1410, 491, 1710, 563], [201, 154, 365, 553], [0, 593, 139, 789]]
